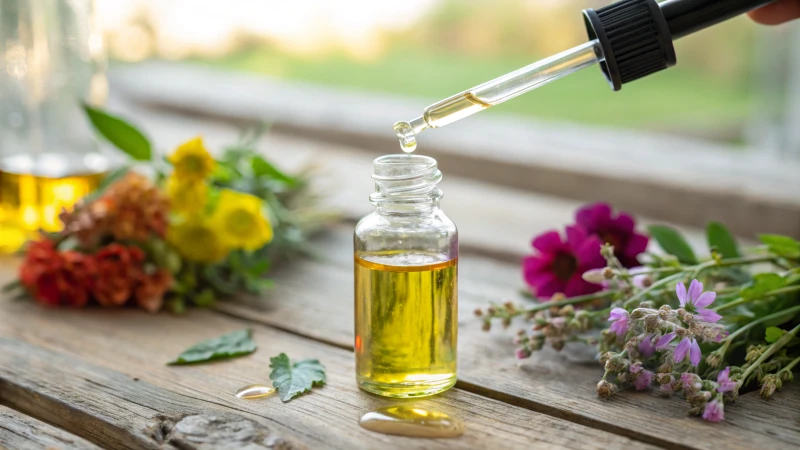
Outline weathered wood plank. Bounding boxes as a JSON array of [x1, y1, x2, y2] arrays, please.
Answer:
[[0, 301, 659, 450], [211, 225, 800, 450], [0, 404, 101, 450], [0, 338, 302, 450]]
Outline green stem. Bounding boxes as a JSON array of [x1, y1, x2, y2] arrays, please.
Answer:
[[622, 255, 780, 308], [624, 273, 684, 307], [714, 285, 800, 313], [717, 305, 800, 360], [740, 323, 800, 386], [521, 290, 616, 314], [777, 355, 800, 377]]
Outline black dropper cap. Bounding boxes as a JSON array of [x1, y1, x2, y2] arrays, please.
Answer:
[[583, 0, 776, 91]]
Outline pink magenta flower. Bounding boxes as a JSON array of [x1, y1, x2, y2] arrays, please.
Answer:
[[575, 203, 649, 268], [677, 279, 721, 323], [638, 334, 656, 357], [702, 399, 725, 422], [674, 337, 702, 366], [716, 367, 737, 392], [608, 308, 629, 336], [634, 369, 653, 391], [523, 226, 604, 299], [656, 332, 677, 349]]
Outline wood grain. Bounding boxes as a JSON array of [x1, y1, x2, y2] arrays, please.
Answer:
[[0, 301, 657, 450], [0, 338, 301, 450], [0, 404, 101, 450], [212, 225, 800, 450]]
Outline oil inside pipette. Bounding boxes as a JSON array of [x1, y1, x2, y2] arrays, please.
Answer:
[[359, 405, 465, 438]]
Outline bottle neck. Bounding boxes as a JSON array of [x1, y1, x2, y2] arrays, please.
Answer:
[[370, 154, 443, 217]]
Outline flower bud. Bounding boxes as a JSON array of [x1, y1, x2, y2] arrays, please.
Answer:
[[602, 267, 615, 279], [481, 320, 491, 332], [641, 276, 653, 287], [596, 380, 617, 398], [504, 301, 515, 311], [551, 293, 566, 302], [705, 352, 722, 369], [487, 306, 497, 315], [502, 317, 512, 329], [600, 245, 615, 259], [644, 314, 660, 331], [630, 309, 647, 319], [582, 268, 606, 284], [639, 301, 654, 309], [474, 308, 483, 317], [760, 375, 782, 399], [515, 347, 532, 360], [559, 305, 575, 316]]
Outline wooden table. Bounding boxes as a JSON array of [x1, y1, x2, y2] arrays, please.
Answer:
[[1, 106, 799, 449], [1, 224, 798, 449]]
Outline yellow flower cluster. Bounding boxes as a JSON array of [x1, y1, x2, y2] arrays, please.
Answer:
[[166, 137, 273, 263]]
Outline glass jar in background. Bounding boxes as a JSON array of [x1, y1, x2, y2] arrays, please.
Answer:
[[354, 154, 458, 398], [0, 0, 111, 252]]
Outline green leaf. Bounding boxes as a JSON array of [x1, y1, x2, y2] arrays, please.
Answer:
[[193, 288, 215, 307], [706, 221, 740, 259], [269, 353, 326, 402], [765, 327, 787, 343], [740, 273, 786, 300], [252, 156, 298, 186], [167, 329, 256, 365], [83, 104, 152, 161], [647, 225, 698, 264], [759, 234, 800, 259]]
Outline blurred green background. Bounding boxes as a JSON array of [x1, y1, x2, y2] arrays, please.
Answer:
[[103, 0, 772, 141]]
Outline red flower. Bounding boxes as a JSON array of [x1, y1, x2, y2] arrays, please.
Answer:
[[523, 226, 605, 300], [92, 244, 145, 307], [19, 239, 95, 307], [576, 203, 649, 268], [135, 269, 172, 313]]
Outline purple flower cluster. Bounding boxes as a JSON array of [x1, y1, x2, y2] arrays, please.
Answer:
[[523, 203, 649, 300]]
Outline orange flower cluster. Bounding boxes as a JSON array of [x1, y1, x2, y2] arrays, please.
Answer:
[[19, 239, 172, 312], [61, 173, 169, 246]]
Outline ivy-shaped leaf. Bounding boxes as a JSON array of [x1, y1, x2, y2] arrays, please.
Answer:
[[168, 329, 256, 365], [759, 234, 800, 259], [83, 104, 152, 161], [706, 221, 740, 259], [765, 327, 787, 343], [269, 353, 326, 402], [740, 273, 786, 300], [647, 225, 698, 264]]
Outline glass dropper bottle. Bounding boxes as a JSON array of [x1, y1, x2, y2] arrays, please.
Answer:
[[394, 0, 777, 153]]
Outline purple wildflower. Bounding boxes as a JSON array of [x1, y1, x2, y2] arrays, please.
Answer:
[[638, 334, 656, 358], [681, 373, 702, 394], [523, 226, 605, 300], [674, 337, 702, 366], [634, 369, 653, 391], [716, 367, 737, 392], [515, 347, 532, 360], [656, 332, 677, 349], [608, 308, 629, 336], [702, 399, 725, 422], [676, 280, 721, 323], [575, 203, 649, 268]]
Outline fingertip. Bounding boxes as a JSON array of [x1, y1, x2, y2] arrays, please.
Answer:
[[748, 0, 800, 25]]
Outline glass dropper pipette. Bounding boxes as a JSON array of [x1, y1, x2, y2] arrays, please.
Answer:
[[393, 39, 604, 153], [394, 0, 779, 153]]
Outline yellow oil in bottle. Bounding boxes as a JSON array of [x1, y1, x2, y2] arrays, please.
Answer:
[[354, 253, 458, 398], [0, 168, 104, 253]]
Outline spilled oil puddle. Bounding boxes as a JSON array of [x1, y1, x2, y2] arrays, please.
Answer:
[[359, 405, 464, 438], [235, 384, 275, 399]]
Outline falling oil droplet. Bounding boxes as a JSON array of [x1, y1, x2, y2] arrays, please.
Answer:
[[235, 384, 275, 399], [359, 406, 465, 438], [393, 121, 417, 153]]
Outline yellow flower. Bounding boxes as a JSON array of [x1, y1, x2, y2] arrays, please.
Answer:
[[166, 176, 207, 217], [168, 137, 215, 182], [167, 219, 230, 263], [209, 189, 273, 251]]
